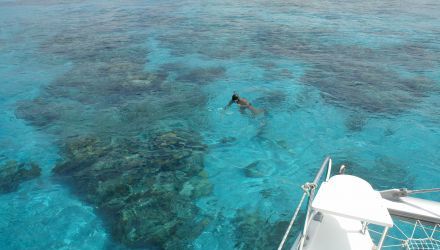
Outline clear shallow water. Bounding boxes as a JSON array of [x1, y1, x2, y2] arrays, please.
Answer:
[[0, 0, 439, 249]]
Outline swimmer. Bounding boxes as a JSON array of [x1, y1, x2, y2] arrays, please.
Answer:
[[224, 92, 263, 115]]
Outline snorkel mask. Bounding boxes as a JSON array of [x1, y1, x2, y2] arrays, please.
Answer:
[[232, 94, 239, 103], [232, 91, 239, 103]]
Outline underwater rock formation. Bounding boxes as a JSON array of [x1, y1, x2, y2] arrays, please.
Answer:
[[0, 160, 41, 194], [53, 130, 212, 249], [233, 209, 290, 250]]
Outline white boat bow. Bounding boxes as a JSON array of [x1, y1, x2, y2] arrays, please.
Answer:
[[278, 157, 440, 250]]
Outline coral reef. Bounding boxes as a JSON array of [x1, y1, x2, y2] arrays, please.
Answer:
[[254, 26, 439, 115], [15, 98, 61, 127], [0, 160, 41, 194], [232, 209, 290, 250], [53, 130, 212, 249], [175, 67, 226, 85], [14, 11, 215, 249]]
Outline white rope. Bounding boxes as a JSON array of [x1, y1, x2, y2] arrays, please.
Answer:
[[372, 220, 440, 250], [381, 244, 405, 248], [394, 222, 410, 239], [410, 220, 418, 239], [418, 220, 431, 238], [399, 219, 440, 235], [406, 238, 440, 250], [369, 228, 406, 242], [432, 224, 439, 238]]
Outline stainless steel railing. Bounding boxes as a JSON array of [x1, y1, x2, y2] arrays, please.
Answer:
[[278, 156, 333, 250]]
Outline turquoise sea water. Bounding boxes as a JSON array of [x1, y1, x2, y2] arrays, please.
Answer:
[[0, 0, 439, 249]]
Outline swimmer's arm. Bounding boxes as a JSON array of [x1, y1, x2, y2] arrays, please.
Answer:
[[224, 100, 234, 109]]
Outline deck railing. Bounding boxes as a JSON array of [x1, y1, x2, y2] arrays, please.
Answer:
[[278, 156, 332, 250]]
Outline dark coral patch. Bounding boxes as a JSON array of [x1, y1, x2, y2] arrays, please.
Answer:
[[253, 26, 439, 115], [149, 130, 207, 171], [0, 160, 41, 194], [15, 98, 61, 127], [345, 113, 368, 132], [233, 209, 290, 250], [53, 130, 212, 249], [301, 64, 416, 114], [175, 67, 226, 85]]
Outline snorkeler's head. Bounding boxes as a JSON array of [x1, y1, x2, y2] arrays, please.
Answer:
[[232, 94, 239, 102]]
